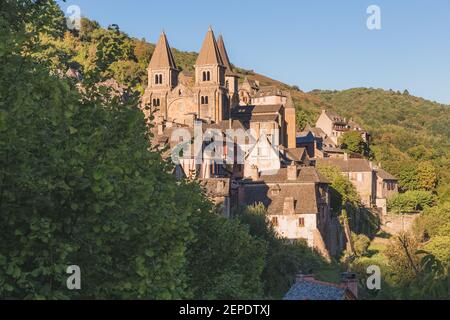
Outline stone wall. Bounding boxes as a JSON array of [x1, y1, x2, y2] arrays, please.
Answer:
[[381, 213, 420, 235]]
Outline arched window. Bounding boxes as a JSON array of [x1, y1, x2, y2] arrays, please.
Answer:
[[201, 96, 208, 105], [202, 71, 211, 82], [152, 98, 161, 107], [155, 74, 163, 85]]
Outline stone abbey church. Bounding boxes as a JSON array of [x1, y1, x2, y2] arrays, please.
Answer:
[[140, 28, 398, 260]]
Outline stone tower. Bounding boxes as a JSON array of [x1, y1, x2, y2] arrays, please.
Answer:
[[194, 27, 228, 123], [145, 31, 179, 122], [217, 34, 240, 110]]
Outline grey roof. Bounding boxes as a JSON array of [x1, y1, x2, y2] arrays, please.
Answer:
[[285, 148, 308, 162], [241, 183, 320, 215], [375, 168, 398, 181], [284, 280, 347, 300]]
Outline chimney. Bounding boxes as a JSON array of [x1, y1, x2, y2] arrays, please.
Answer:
[[283, 197, 295, 215], [287, 164, 297, 181], [343, 152, 349, 161], [341, 272, 358, 299], [249, 165, 259, 181]]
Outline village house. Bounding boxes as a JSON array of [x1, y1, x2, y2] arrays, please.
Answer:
[[317, 155, 375, 207], [315, 109, 370, 146], [316, 155, 398, 214], [238, 165, 333, 260]]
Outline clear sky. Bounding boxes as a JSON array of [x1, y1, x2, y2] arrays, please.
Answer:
[[60, 0, 450, 104]]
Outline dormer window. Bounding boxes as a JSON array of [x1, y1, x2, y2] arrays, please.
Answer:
[[155, 74, 163, 85], [202, 71, 211, 82]]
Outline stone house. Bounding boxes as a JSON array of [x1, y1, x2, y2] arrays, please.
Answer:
[[238, 165, 332, 259], [315, 109, 370, 146], [317, 155, 375, 207], [374, 167, 399, 215]]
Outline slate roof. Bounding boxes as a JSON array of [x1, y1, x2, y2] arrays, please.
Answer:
[[248, 166, 330, 184], [241, 183, 320, 215], [284, 279, 348, 300], [375, 168, 398, 181], [285, 148, 308, 162]]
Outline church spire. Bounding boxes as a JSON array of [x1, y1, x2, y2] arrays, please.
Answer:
[[196, 27, 224, 66], [217, 34, 234, 75], [148, 31, 177, 70]]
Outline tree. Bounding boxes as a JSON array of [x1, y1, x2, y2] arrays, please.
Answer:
[[339, 131, 369, 156], [351, 233, 370, 257], [186, 207, 266, 299], [416, 161, 438, 191], [237, 205, 328, 299], [388, 191, 435, 213]]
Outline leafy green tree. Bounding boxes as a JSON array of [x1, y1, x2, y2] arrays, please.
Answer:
[[339, 131, 369, 156], [351, 233, 370, 257], [79, 18, 101, 41], [186, 207, 266, 300], [238, 204, 329, 299], [388, 191, 435, 213], [416, 161, 438, 191]]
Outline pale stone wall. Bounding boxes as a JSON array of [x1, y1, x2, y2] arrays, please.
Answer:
[[343, 171, 374, 207], [252, 95, 287, 105], [316, 112, 335, 144], [270, 213, 317, 247], [382, 213, 420, 235]]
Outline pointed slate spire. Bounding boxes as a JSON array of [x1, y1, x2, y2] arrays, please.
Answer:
[[149, 31, 177, 70], [196, 27, 224, 66], [217, 34, 234, 74]]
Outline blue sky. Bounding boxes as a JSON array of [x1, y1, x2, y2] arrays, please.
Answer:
[[60, 0, 450, 104]]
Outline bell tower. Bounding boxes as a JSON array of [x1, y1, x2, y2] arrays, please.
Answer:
[[194, 27, 228, 123], [145, 31, 179, 121]]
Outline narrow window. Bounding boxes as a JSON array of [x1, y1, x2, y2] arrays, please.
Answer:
[[159, 74, 163, 84], [155, 74, 159, 84], [299, 218, 305, 227]]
